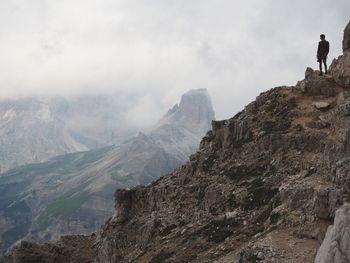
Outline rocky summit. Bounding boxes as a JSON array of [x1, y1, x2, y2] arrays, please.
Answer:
[[1, 21, 350, 263]]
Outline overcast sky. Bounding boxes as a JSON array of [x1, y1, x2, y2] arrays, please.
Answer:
[[0, 0, 349, 123]]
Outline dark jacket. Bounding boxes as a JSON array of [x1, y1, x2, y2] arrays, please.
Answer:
[[317, 40, 329, 59]]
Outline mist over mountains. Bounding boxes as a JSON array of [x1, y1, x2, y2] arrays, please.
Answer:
[[0, 89, 215, 254], [0, 94, 143, 173]]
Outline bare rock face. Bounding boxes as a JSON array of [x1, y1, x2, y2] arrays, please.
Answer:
[[330, 54, 350, 88], [330, 21, 350, 88], [315, 203, 350, 263], [343, 21, 350, 52], [156, 88, 215, 135], [296, 69, 337, 96]]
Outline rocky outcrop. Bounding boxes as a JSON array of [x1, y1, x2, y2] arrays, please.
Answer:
[[330, 21, 350, 89], [297, 67, 337, 96], [343, 21, 350, 52], [330, 54, 350, 88], [0, 75, 338, 262], [315, 203, 350, 263], [155, 88, 214, 136], [89, 75, 344, 262]]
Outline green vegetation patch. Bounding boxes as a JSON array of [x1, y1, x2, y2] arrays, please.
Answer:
[[2, 146, 113, 181], [37, 182, 91, 230], [50, 146, 113, 174], [79, 146, 113, 164], [149, 250, 174, 263]]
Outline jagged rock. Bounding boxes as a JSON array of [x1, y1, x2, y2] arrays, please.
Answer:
[[315, 203, 350, 263], [343, 21, 350, 52], [313, 188, 344, 219], [137, 219, 158, 249], [333, 159, 350, 199], [114, 189, 134, 222], [330, 22, 350, 88], [306, 67, 314, 78], [330, 53, 350, 88], [296, 70, 337, 96]]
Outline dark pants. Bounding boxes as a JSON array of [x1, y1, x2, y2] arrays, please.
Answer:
[[318, 56, 327, 75]]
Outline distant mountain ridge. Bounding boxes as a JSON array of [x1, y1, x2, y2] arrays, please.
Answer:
[[0, 95, 137, 173], [0, 89, 215, 254]]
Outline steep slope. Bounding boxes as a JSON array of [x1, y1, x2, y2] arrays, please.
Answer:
[[92, 76, 341, 263], [2, 21, 349, 263], [0, 95, 136, 173], [0, 89, 214, 254]]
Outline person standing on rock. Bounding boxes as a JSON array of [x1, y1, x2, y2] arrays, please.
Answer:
[[317, 34, 330, 76]]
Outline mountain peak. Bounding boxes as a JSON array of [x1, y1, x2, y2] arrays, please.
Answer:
[[157, 89, 215, 134]]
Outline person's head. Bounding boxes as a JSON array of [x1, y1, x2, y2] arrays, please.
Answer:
[[320, 34, 326, 40]]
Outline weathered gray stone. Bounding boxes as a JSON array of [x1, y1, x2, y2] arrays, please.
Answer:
[[314, 188, 344, 219], [330, 54, 350, 88], [297, 71, 337, 96], [315, 203, 350, 263], [137, 219, 157, 249], [313, 102, 331, 110], [306, 67, 314, 78], [328, 21, 350, 88]]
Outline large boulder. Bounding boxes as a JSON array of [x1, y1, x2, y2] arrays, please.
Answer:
[[296, 68, 337, 96], [315, 203, 350, 263], [330, 54, 350, 88], [330, 21, 350, 88], [343, 21, 350, 52]]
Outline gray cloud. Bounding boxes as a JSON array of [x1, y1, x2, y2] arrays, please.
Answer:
[[0, 0, 349, 121]]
